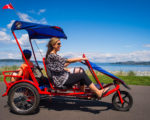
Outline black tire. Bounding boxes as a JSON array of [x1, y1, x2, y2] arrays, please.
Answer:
[[8, 82, 40, 115], [112, 91, 133, 111]]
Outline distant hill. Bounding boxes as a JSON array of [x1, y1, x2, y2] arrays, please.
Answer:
[[0, 59, 23, 62], [111, 61, 150, 65], [0, 59, 42, 63]]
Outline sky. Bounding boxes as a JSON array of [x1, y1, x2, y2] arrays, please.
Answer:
[[0, 0, 150, 62]]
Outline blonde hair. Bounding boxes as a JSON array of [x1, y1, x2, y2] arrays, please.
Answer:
[[49, 37, 60, 46], [46, 37, 60, 59]]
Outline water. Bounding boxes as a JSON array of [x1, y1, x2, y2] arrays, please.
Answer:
[[0, 61, 150, 72]]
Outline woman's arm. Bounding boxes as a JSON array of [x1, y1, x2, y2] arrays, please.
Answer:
[[64, 62, 70, 67], [64, 68, 70, 72], [66, 57, 88, 63]]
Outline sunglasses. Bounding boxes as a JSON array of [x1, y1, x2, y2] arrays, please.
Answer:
[[57, 43, 61, 46]]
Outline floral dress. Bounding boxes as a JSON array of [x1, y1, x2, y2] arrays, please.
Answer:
[[45, 53, 69, 87]]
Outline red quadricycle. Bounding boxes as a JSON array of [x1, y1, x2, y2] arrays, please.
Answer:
[[2, 21, 133, 115]]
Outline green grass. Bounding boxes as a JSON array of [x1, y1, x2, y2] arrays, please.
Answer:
[[0, 65, 19, 75], [88, 75, 150, 86], [0, 65, 19, 82], [0, 66, 150, 86]]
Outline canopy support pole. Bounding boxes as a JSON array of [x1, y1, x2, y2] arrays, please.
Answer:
[[29, 39, 39, 67]]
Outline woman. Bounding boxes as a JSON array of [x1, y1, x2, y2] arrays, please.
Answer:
[[45, 37, 109, 99], [11, 49, 34, 82]]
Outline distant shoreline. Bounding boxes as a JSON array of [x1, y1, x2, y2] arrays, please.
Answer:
[[111, 61, 150, 65], [108, 71, 150, 76], [0, 59, 150, 65]]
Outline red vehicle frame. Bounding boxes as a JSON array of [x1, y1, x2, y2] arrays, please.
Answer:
[[2, 21, 133, 115]]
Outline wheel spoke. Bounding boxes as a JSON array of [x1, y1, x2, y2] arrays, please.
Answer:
[[22, 101, 31, 110], [122, 94, 127, 99], [123, 98, 129, 104], [121, 102, 125, 108], [15, 101, 22, 108], [116, 101, 121, 104], [12, 87, 36, 110]]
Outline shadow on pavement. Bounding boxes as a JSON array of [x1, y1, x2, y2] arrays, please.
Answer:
[[39, 96, 113, 114]]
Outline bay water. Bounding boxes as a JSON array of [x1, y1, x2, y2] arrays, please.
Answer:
[[0, 61, 150, 72]]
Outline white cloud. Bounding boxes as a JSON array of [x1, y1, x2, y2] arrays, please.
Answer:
[[59, 52, 82, 58], [144, 44, 150, 48], [7, 20, 15, 29], [0, 50, 150, 62], [38, 9, 46, 14], [0, 49, 44, 60], [0, 31, 11, 41], [17, 12, 47, 24], [8, 53, 15, 59], [17, 12, 32, 22], [28, 9, 46, 15], [36, 40, 47, 44], [38, 18, 47, 24], [0, 51, 21, 59], [59, 50, 150, 62], [32, 49, 46, 60], [39, 49, 44, 53], [0, 28, 7, 32], [12, 34, 30, 47]]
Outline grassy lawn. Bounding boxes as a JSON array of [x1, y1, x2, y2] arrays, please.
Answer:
[[0, 66, 150, 86], [88, 75, 150, 86]]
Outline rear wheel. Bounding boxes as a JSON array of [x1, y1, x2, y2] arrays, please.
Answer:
[[8, 83, 40, 115], [112, 91, 133, 111]]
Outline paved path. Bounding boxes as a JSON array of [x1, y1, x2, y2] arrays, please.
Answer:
[[0, 82, 150, 120]]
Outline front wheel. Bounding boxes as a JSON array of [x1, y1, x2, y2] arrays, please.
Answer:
[[112, 91, 133, 111], [8, 82, 40, 115]]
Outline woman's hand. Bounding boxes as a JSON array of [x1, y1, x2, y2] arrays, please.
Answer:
[[64, 68, 70, 72], [64, 63, 70, 67], [80, 57, 88, 61]]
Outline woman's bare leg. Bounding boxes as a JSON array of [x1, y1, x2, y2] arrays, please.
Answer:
[[73, 67, 109, 96], [74, 67, 85, 92]]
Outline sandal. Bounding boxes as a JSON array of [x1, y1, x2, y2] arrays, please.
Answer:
[[98, 88, 110, 100]]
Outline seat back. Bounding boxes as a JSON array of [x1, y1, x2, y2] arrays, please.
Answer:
[[43, 58, 54, 89]]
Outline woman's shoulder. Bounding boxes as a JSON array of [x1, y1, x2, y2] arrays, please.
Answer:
[[47, 53, 60, 59], [48, 53, 57, 57]]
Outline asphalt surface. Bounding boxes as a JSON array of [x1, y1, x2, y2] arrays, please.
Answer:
[[0, 82, 150, 120]]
